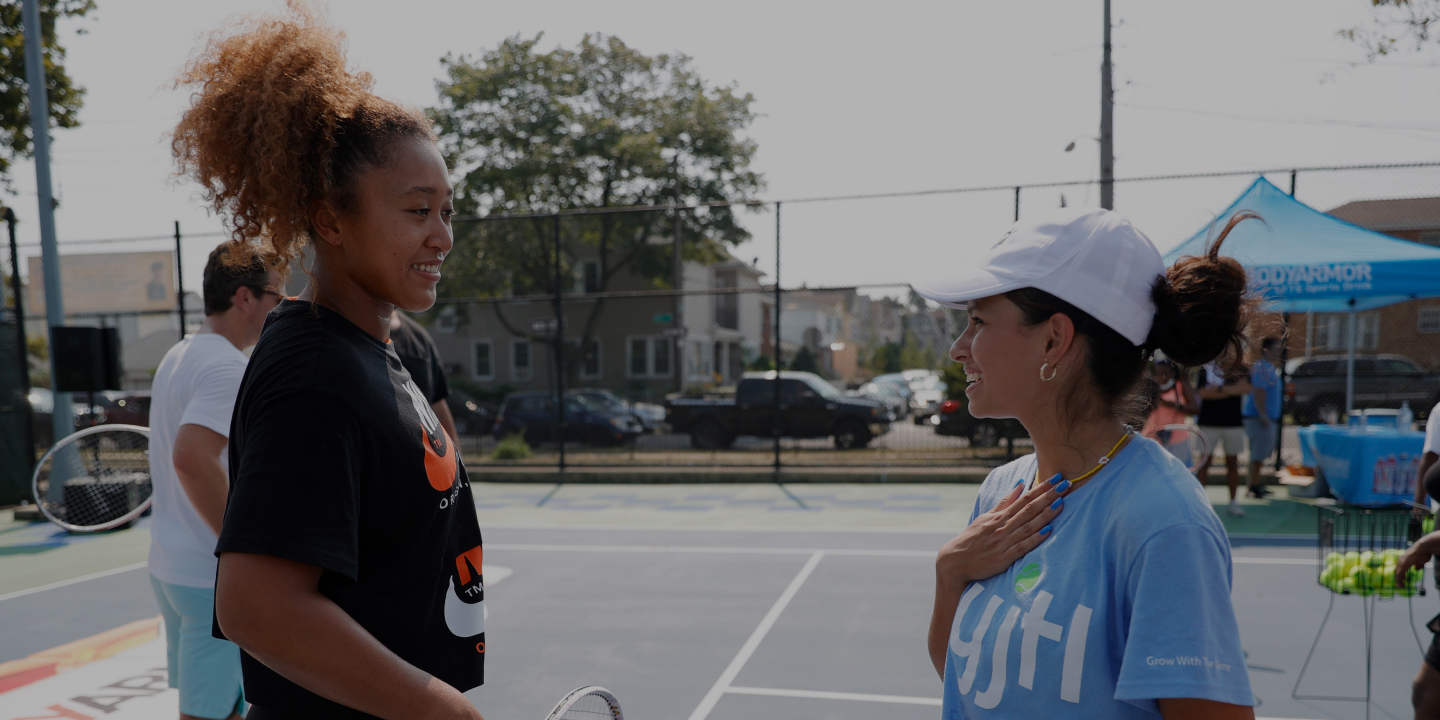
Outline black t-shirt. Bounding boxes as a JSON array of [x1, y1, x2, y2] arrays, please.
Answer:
[[391, 311, 449, 405], [216, 300, 484, 718], [1196, 365, 1244, 428]]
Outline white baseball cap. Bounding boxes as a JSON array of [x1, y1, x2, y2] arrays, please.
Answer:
[[913, 208, 1166, 346]]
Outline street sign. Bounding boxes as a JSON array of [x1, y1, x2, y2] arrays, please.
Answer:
[[652, 313, 674, 324], [662, 326, 688, 339], [530, 317, 562, 334]]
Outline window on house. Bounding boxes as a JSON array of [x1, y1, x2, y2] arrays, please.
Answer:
[[583, 262, 600, 294], [627, 337, 672, 378], [1420, 307, 1440, 334], [578, 338, 601, 379], [436, 305, 458, 334], [1313, 313, 1379, 350], [473, 341, 493, 381], [653, 338, 671, 376], [512, 340, 532, 382]]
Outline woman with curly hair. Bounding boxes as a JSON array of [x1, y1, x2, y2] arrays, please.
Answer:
[[920, 210, 1258, 718], [172, 6, 486, 719]]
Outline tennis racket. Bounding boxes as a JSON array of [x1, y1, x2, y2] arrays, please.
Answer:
[[32, 424, 152, 533], [543, 686, 623, 720], [1156, 423, 1209, 472]]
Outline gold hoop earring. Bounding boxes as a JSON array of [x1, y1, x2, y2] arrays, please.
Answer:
[[1040, 361, 1059, 382]]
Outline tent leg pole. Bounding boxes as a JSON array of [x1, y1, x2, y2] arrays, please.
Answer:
[[1346, 307, 1356, 418]]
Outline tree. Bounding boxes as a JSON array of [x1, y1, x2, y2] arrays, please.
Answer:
[[0, 1, 94, 189], [430, 33, 764, 356], [788, 346, 819, 375], [1340, 0, 1440, 60]]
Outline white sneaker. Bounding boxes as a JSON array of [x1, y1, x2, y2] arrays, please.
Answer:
[[1227, 500, 1245, 518]]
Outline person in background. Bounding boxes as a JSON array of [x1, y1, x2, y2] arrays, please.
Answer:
[[1415, 400, 1440, 511], [1242, 337, 1283, 500], [391, 308, 459, 441], [1196, 360, 1253, 517], [1142, 358, 1199, 462], [1397, 460, 1440, 719], [148, 244, 280, 720]]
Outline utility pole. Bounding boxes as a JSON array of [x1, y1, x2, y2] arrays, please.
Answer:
[[23, 0, 70, 444], [7, 209, 35, 469], [672, 156, 684, 393], [1099, 0, 1115, 210]]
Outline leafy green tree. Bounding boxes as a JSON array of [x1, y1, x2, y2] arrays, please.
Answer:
[[0, 1, 94, 189], [747, 354, 773, 372], [788, 346, 819, 375], [430, 33, 764, 351], [1340, 0, 1440, 60]]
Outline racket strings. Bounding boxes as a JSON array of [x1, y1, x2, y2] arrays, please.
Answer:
[[557, 694, 621, 720], [34, 427, 152, 531]]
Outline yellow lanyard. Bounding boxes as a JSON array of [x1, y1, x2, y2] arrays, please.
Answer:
[[1033, 432, 1134, 496]]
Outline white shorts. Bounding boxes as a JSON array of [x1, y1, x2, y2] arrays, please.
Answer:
[[1199, 425, 1246, 458]]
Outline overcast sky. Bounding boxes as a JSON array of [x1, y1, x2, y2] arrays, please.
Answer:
[[11, 0, 1440, 293]]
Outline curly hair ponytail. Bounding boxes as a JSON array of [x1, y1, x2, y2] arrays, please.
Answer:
[[170, 2, 434, 274], [1145, 212, 1258, 368]]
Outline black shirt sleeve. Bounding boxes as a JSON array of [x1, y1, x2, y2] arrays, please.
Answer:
[[217, 391, 365, 582]]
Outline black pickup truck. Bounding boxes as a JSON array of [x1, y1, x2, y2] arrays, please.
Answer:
[[1287, 354, 1440, 424], [667, 371, 894, 450]]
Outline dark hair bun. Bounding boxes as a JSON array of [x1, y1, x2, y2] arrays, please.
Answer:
[[1145, 212, 1257, 367]]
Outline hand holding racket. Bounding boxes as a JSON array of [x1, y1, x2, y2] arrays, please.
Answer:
[[544, 686, 623, 720], [32, 424, 153, 533]]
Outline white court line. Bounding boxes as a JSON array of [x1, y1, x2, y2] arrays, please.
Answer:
[[1232, 557, 1319, 565], [490, 542, 1313, 566], [686, 550, 825, 720], [0, 561, 149, 603], [487, 542, 931, 558], [726, 685, 941, 706]]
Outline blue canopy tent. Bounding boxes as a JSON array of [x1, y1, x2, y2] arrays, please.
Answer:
[[1163, 176, 1440, 414]]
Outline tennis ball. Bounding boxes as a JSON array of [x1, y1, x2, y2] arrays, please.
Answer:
[[1360, 551, 1376, 567], [1326, 551, 1343, 566]]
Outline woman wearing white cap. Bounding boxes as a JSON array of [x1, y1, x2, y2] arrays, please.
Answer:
[[922, 209, 1255, 718]]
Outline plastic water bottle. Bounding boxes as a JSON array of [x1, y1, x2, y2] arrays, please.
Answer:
[[1399, 401, 1414, 431]]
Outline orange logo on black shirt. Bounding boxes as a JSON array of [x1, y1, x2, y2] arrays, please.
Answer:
[[403, 379, 458, 492], [446, 544, 485, 638]]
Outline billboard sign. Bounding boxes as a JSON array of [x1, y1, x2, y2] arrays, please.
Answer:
[[28, 251, 176, 314]]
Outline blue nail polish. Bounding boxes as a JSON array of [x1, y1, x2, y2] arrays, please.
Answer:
[[1050, 497, 1064, 510], [1047, 472, 1064, 484], [1040, 524, 1053, 535], [1056, 480, 1071, 493]]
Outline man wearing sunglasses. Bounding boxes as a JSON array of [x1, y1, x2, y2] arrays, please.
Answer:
[[147, 243, 281, 720]]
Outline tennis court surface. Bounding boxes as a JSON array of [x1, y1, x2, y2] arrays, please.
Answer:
[[0, 483, 1428, 720]]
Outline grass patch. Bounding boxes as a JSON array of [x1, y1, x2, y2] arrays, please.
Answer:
[[491, 433, 533, 461]]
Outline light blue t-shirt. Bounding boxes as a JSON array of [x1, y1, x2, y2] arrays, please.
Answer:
[[941, 437, 1252, 717], [1242, 359, 1282, 421]]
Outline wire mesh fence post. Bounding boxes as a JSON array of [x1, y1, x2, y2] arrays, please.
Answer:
[[6, 208, 35, 470], [174, 221, 186, 341], [773, 202, 782, 475], [1014, 186, 1020, 222], [553, 212, 565, 478]]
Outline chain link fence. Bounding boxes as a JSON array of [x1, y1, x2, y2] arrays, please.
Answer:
[[5, 162, 1440, 483]]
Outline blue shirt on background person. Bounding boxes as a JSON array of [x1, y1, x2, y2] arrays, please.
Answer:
[[1242, 358, 1282, 422], [941, 437, 1252, 718]]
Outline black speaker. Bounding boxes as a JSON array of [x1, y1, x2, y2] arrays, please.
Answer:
[[51, 326, 121, 393]]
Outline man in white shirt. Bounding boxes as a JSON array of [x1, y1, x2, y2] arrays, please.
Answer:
[[1415, 400, 1440, 510], [148, 244, 279, 720]]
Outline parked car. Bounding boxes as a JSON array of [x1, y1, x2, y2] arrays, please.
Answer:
[[1285, 354, 1440, 424], [95, 391, 151, 427], [444, 387, 496, 437], [932, 398, 1027, 447], [666, 371, 894, 450], [26, 388, 105, 449], [492, 391, 644, 446], [851, 381, 909, 420], [570, 388, 666, 433], [904, 371, 946, 424], [871, 373, 914, 419]]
